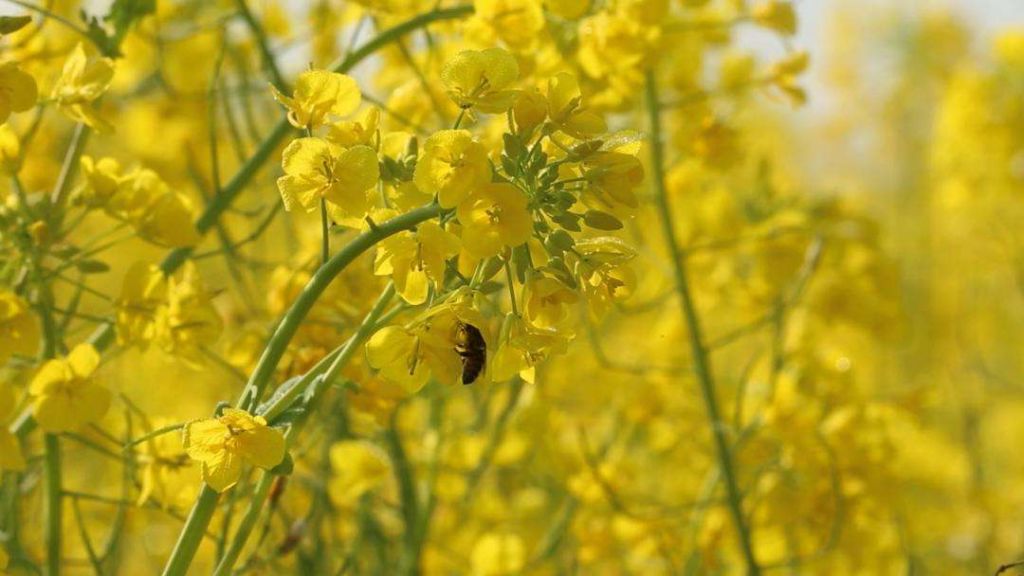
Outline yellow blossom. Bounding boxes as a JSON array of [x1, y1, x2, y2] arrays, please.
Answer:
[[471, 0, 544, 51], [441, 48, 519, 113], [138, 419, 195, 508], [546, 72, 606, 138], [30, 344, 110, 433], [523, 275, 579, 330], [153, 261, 223, 360], [183, 408, 286, 493], [76, 155, 123, 207], [0, 61, 36, 123], [277, 137, 380, 217], [583, 147, 645, 209], [272, 69, 360, 129], [328, 106, 380, 148], [116, 261, 166, 346], [374, 221, 461, 304], [752, 1, 797, 36], [52, 43, 114, 130], [328, 440, 391, 505], [413, 129, 490, 208], [471, 532, 526, 575], [456, 183, 532, 259], [0, 290, 39, 364], [0, 123, 19, 172], [491, 313, 568, 382], [366, 298, 484, 389]]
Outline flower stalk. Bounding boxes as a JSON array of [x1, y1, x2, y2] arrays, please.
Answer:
[[644, 70, 761, 575]]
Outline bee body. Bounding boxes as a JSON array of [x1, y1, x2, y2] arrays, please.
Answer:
[[454, 322, 486, 385]]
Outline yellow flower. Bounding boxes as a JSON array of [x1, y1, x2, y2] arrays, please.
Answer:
[[752, 1, 797, 36], [366, 298, 483, 389], [546, 72, 606, 139], [183, 408, 286, 493], [583, 147, 645, 209], [572, 237, 637, 315], [471, 0, 544, 51], [0, 123, 20, 172], [272, 69, 360, 129], [52, 43, 114, 130], [413, 129, 490, 208], [545, 0, 590, 19], [441, 48, 519, 113], [471, 532, 526, 575], [0, 290, 39, 364], [277, 137, 379, 218], [137, 191, 201, 248], [153, 261, 223, 360], [0, 61, 36, 123], [456, 183, 532, 259], [30, 344, 110, 433], [328, 440, 391, 505], [328, 106, 380, 148], [0, 545, 7, 571], [523, 275, 579, 330], [0, 382, 25, 471], [115, 261, 166, 346], [374, 221, 461, 305], [106, 168, 200, 247], [76, 155, 123, 207], [769, 51, 810, 106], [491, 313, 567, 383], [138, 419, 196, 508], [512, 88, 547, 135]]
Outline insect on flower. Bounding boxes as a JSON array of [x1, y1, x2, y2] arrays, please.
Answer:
[[454, 321, 486, 385]]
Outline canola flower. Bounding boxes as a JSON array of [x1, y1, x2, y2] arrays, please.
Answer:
[[0, 1, 1021, 575]]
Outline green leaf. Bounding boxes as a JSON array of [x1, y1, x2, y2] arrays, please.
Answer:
[[0, 15, 31, 35], [544, 230, 575, 256], [583, 210, 624, 231], [551, 212, 581, 232]]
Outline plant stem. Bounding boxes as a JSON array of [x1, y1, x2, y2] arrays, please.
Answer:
[[161, 207, 437, 575], [233, 0, 288, 91], [49, 123, 90, 216], [159, 487, 219, 576], [320, 197, 330, 265], [43, 434, 61, 576], [212, 285, 396, 576], [237, 204, 440, 411], [644, 71, 761, 575]]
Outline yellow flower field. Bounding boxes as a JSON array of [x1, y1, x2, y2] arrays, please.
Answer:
[[0, 0, 1022, 574]]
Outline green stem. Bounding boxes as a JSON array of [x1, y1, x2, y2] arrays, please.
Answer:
[[50, 123, 90, 218], [43, 434, 61, 576], [212, 285, 396, 576], [237, 204, 439, 411], [159, 488, 219, 576], [320, 197, 330, 265], [644, 71, 760, 575], [161, 206, 436, 575], [232, 0, 288, 91], [210, 474, 274, 576]]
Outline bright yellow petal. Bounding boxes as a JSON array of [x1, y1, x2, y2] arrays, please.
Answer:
[[236, 425, 286, 469], [67, 343, 100, 378], [202, 449, 242, 493]]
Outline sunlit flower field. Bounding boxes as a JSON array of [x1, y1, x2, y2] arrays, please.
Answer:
[[1, 0, 1023, 574]]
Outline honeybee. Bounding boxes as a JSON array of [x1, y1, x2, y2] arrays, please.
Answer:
[[454, 321, 486, 385]]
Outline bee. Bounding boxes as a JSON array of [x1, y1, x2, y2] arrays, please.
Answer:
[[454, 321, 486, 385]]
